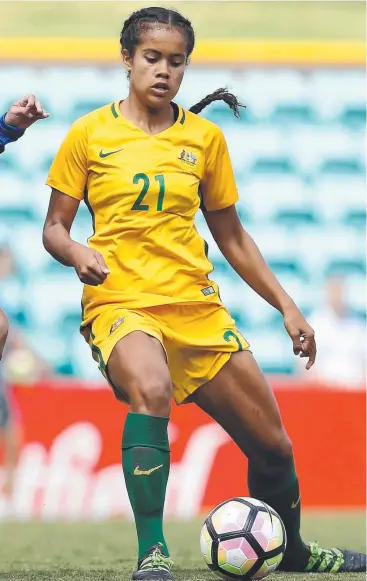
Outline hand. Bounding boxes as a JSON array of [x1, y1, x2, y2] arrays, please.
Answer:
[[283, 306, 316, 370], [0, 310, 9, 361], [70, 243, 110, 286], [4, 94, 50, 130]]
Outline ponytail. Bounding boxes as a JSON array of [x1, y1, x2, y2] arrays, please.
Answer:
[[189, 87, 245, 118]]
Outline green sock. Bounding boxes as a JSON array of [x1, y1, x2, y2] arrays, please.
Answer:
[[248, 460, 309, 567], [122, 412, 170, 560]]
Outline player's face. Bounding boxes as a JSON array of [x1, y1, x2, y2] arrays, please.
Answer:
[[124, 25, 187, 109]]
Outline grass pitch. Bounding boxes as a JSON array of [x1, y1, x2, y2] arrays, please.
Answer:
[[0, 511, 365, 581]]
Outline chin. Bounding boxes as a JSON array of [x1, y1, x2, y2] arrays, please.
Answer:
[[146, 92, 173, 110]]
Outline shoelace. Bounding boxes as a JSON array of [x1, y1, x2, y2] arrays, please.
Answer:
[[140, 545, 174, 571], [306, 541, 345, 572]]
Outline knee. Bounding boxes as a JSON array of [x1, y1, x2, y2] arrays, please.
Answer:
[[269, 429, 293, 460], [252, 429, 294, 475], [262, 429, 294, 475], [129, 375, 172, 416]]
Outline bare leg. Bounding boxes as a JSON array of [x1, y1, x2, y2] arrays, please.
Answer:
[[191, 350, 308, 567], [107, 331, 172, 563]]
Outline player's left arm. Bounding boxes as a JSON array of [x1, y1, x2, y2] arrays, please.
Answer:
[[204, 204, 316, 369], [0, 94, 49, 154], [200, 125, 316, 369]]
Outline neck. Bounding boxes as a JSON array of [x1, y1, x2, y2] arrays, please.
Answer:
[[120, 93, 175, 135]]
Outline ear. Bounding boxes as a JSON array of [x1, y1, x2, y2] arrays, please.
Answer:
[[121, 48, 133, 75]]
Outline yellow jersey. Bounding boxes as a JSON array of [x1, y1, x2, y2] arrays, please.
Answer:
[[46, 101, 239, 324]]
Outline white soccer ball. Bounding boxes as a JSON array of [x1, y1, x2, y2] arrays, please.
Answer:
[[200, 497, 286, 580]]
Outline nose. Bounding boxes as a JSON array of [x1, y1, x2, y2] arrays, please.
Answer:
[[156, 59, 170, 78]]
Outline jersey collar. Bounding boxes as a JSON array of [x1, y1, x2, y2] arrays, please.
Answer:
[[111, 101, 186, 136]]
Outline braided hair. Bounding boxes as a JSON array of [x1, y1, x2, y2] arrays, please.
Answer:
[[189, 87, 244, 118], [120, 7, 244, 119], [120, 6, 195, 59]]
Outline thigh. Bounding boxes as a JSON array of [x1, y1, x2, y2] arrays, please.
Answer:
[[108, 331, 171, 411], [191, 350, 290, 463], [158, 303, 250, 404], [81, 307, 171, 411]]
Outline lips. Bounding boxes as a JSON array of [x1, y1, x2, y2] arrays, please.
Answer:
[[151, 83, 169, 95]]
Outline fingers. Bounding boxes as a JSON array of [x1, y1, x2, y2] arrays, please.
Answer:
[[24, 94, 36, 110], [300, 334, 317, 370], [94, 251, 110, 275], [290, 331, 302, 356], [34, 99, 50, 119], [77, 252, 109, 286], [13, 94, 35, 108], [12, 95, 50, 120]]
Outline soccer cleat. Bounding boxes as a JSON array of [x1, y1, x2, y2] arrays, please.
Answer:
[[132, 543, 174, 580], [279, 541, 367, 573]]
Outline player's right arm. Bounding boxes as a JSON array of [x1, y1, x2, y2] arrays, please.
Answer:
[[0, 308, 9, 361], [43, 119, 109, 286], [43, 190, 109, 286]]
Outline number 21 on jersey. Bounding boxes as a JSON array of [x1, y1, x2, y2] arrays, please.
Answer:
[[131, 173, 165, 211]]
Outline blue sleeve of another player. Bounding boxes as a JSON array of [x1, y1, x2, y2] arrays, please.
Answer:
[[0, 113, 25, 154]]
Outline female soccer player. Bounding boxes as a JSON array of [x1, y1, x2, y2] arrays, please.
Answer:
[[43, 7, 365, 579]]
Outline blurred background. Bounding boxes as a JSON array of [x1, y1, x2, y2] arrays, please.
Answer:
[[0, 0, 365, 536]]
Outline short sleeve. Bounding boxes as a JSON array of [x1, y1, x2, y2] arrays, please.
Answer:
[[46, 118, 88, 200], [200, 125, 239, 211]]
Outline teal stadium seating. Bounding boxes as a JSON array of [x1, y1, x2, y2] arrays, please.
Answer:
[[0, 66, 365, 377]]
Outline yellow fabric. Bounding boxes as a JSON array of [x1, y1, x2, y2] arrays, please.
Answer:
[[46, 101, 239, 325], [81, 303, 250, 404]]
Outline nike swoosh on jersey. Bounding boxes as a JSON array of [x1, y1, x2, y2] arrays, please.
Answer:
[[134, 464, 164, 476], [99, 148, 123, 158]]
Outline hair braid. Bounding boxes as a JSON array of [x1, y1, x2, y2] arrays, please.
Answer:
[[120, 7, 195, 57], [189, 87, 245, 118]]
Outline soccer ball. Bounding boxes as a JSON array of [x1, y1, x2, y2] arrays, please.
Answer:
[[200, 497, 286, 580]]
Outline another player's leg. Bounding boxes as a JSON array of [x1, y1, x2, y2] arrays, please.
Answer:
[[192, 350, 366, 573], [107, 331, 173, 580]]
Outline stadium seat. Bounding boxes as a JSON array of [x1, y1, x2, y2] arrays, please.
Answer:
[[270, 104, 316, 126], [0, 177, 30, 208], [241, 177, 315, 225], [24, 277, 83, 328], [339, 105, 366, 131], [232, 126, 286, 171], [310, 70, 365, 123], [346, 274, 366, 314], [294, 226, 365, 278], [246, 329, 294, 375], [250, 157, 297, 177], [344, 208, 366, 230], [318, 157, 365, 178], [315, 177, 366, 224], [9, 223, 49, 276], [242, 70, 307, 121], [0, 207, 38, 228], [289, 127, 363, 174], [71, 99, 110, 121], [0, 278, 27, 320], [14, 123, 68, 175], [25, 328, 71, 369]]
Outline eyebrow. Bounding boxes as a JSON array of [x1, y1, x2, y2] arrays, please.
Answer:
[[143, 49, 185, 58]]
